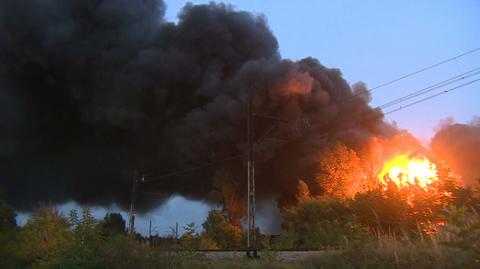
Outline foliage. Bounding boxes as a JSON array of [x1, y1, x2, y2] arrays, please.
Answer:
[[0, 188, 16, 232], [302, 242, 465, 269], [210, 169, 246, 227], [279, 198, 364, 249], [202, 210, 242, 250], [352, 189, 410, 232], [0, 188, 18, 268], [14, 205, 73, 269], [295, 179, 310, 203], [450, 184, 480, 212], [438, 205, 480, 267], [0, 203, 478, 269], [0, 177, 478, 269], [55, 208, 105, 269], [315, 142, 368, 198], [179, 222, 201, 250], [270, 229, 296, 250], [98, 235, 153, 269], [352, 177, 458, 235], [0, 205, 134, 269], [100, 213, 126, 237]]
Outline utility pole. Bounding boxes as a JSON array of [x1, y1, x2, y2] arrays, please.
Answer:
[[246, 93, 288, 259], [149, 219, 152, 237], [246, 93, 258, 258], [128, 172, 143, 237], [175, 222, 179, 241]]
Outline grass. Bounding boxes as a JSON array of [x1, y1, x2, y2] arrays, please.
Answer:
[[149, 228, 477, 269]]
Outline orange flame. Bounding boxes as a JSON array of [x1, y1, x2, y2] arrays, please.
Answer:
[[378, 155, 439, 191]]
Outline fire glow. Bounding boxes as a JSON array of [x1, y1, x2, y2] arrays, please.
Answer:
[[378, 155, 439, 191]]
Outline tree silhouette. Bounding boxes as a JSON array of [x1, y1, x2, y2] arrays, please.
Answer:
[[101, 213, 126, 237], [0, 188, 16, 232], [210, 169, 245, 227], [202, 210, 242, 250], [296, 179, 311, 203], [315, 142, 365, 198]]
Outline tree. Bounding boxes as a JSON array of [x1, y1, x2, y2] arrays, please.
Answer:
[[352, 189, 410, 232], [71, 208, 100, 244], [202, 210, 242, 250], [15, 205, 73, 268], [56, 208, 105, 268], [0, 188, 18, 268], [0, 188, 16, 232], [315, 142, 366, 198], [439, 204, 480, 267], [210, 169, 245, 227], [296, 179, 311, 203], [281, 198, 364, 248], [179, 222, 201, 250], [358, 138, 384, 190], [100, 213, 126, 237]]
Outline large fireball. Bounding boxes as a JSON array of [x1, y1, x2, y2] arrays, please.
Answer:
[[378, 155, 439, 191]]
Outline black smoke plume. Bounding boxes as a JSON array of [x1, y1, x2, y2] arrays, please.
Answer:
[[0, 0, 396, 211], [431, 118, 480, 186]]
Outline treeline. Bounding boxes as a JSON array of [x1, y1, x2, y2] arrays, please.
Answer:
[[1, 176, 480, 268], [0, 198, 245, 268], [275, 185, 480, 249]]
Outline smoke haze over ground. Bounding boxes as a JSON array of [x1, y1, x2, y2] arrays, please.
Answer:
[[0, 0, 398, 211]]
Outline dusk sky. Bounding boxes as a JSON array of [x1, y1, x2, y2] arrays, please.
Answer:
[[15, 0, 480, 235]]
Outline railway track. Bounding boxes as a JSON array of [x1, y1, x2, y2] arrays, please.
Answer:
[[189, 250, 342, 261]]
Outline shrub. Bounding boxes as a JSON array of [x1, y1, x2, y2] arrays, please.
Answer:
[[280, 198, 364, 249]]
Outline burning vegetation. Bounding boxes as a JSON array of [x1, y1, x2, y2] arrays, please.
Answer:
[[379, 155, 439, 191], [309, 132, 457, 200], [271, 130, 472, 242]]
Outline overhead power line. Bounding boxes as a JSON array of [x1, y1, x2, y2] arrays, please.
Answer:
[[142, 133, 284, 184], [144, 113, 287, 183], [379, 68, 480, 110], [383, 78, 480, 116], [308, 69, 480, 132], [143, 77, 480, 182], [141, 53, 480, 182], [142, 153, 246, 182], [370, 47, 480, 90], [315, 75, 480, 133], [347, 47, 480, 101]]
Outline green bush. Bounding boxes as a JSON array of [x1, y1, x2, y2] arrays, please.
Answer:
[[438, 205, 480, 267], [279, 198, 365, 249], [202, 210, 242, 250]]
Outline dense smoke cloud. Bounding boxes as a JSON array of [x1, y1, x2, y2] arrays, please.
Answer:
[[431, 119, 480, 186], [0, 0, 396, 211]]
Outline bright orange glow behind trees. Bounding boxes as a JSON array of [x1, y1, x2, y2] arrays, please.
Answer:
[[378, 155, 439, 191]]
